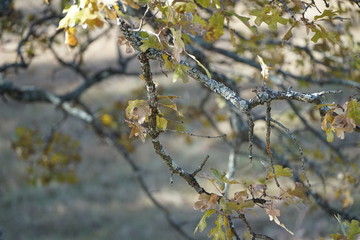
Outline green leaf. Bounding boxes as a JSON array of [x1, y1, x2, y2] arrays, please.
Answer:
[[226, 200, 255, 213], [211, 168, 225, 181], [347, 220, 360, 240], [347, 99, 360, 125], [210, 168, 226, 191], [250, 6, 272, 26], [206, 12, 224, 41], [268, 165, 293, 179], [310, 28, 324, 43], [162, 54, 176, 71], [250, 6, 288, 31], [314, 9, 338, 20], [310, 24, 339, 44], [173, 64, 190, 83], [174, 2, 197, 13], [268, 10, 288, 31], [326, 128, 334, 142], [196, 0, 211, 8], [194, 209, 216, 233], [329, 233, 346, 240], [139, 34, 161, 52], [208, 215, 226, 240], [226, 11, 258, 34], [193, 13, 207, 28], [282, 22, 297, 42], [156, 116, 168, 130]]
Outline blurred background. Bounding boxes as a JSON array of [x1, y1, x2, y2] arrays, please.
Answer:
[[1, 0, 359, 240]]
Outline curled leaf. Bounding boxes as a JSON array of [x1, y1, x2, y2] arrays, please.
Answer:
[[266, 202, 294, 235], [128, 122, 147, 143], [257, 55, 270, 80], [126, 100, 150, 124], [194, 193, 219, 212]]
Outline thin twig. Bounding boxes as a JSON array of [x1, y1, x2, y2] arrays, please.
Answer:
[[247, 113, 255, 162], [270, 118, 311, 187], [227, 215, 242, 240], [192, 155, 210, 176], [265, 102, 280, 188], [163, 129, 226, 139]]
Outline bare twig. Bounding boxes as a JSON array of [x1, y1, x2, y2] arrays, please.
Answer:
[[247, 112, 255, 162], [270, 118, 311, 187], [192, 155, 210, 176], [163, 129, 226, 139], [227, 215, 242, 240], [265, 102, 280, 188]]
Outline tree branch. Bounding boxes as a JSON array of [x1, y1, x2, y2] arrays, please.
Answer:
[[138, 52, 208, 195]]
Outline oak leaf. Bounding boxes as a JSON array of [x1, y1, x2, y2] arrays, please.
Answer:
[[194, 193, 219, 212], [128, 122, 147, 143]]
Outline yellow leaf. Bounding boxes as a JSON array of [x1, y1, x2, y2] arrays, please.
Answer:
[[122, 0, 140, 9], [156, 116, 168, 130], [58, 5, 81, 29], [101, 113, 114, 126], [85, 17, 105, 30], [162, 54, 176, 71], [103, 5, 117, 20], [65, 27, 78, 46], [194, 209, 216, 233], [185, 52, 212, 79], [326, 128, 334, 142], [315, 103, 336, 110], [347, 99, 360, 125]]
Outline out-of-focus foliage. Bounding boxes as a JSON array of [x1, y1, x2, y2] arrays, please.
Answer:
[[11, 126, 81, 185]]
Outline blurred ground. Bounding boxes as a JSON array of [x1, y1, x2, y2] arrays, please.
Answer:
[[1, 1, 359, 240]]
